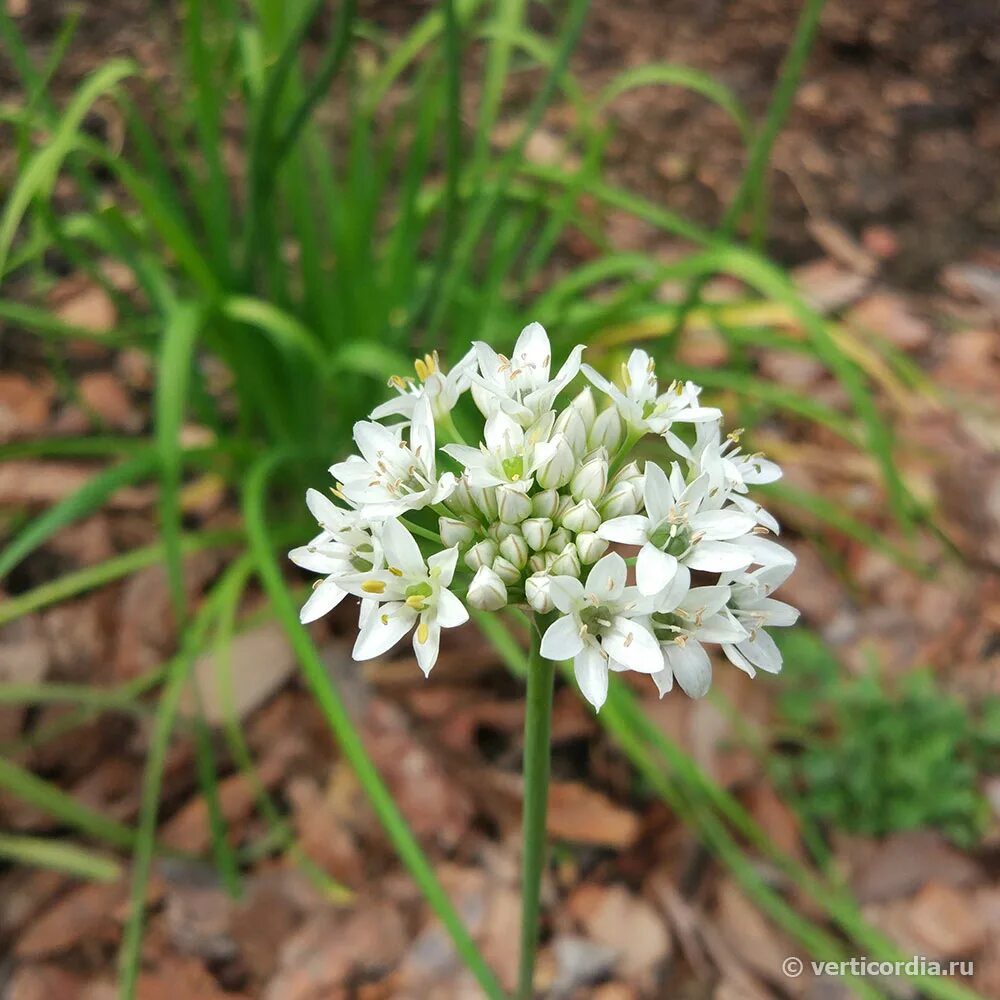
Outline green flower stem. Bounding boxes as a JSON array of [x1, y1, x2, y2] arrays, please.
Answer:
[[608, 428, 643, 478], [517, 616, 556, 1000]]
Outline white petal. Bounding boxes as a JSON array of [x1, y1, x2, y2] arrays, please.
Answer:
[[597, 515, 650, 546], [435, 587, 469, 628], [305, 488, 343, 530], [736, 630, 783, 673], [513, 321, 551, 378], [685, 540, 753, 573], [574, 646, 609, 710], [601, 618, 662, 674], [428, 546, 460, 587], [580, 363, 613, 395], [353, 604, 416, 659], [549, 576, 585, 614], [722, 642, 756, 677], [380, 518, 424, 576], [690, 509, 758, 540], [680, 585, 731, 618], [288, 545, 343, 575], [651, 663, 674, 697], [664, 641, 712, 698], [299, 578, 347, 623], [414, 620, 441, 676], [484, 410, 524, 455], [642, 461, 674, 524], [585, 552, 627, 602], [441, 443, 487, 468], [696, 611, 748, 644], [540, 614, 584, 660], [635, 544, 677, 597], [654, 563, 691, 613], [409, 396, 436, 464], [753, 597, 799, 627], [352, 420, 397, 466]]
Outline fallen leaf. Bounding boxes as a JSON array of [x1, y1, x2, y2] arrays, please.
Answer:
[[848, 292, 932, 350], [5, 962, 84, 1000], [546, 782, 641, 848], [77, 372, 141, 431], [0, 373, 53, 443], [49, 277, 117, 333], [566, 883, 671, 979]]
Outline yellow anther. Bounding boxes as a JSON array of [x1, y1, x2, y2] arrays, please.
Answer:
[[728, 427, 745, 443], [388, 374, 408, 391], [406, 595, 427, 611], [362, 580, 386, 594], [381, 614, 390, 625], [414, 358, 430, 381], [388, 566, 404, 577], [620, 361, 631, 388], [417, 622, 429, 644]]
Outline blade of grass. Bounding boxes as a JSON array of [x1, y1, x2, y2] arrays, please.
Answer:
[[243, 450, 506, 1000], [155, 302, 204, 622], [662, 0, 826, 344], [0, 834, 122, 883]]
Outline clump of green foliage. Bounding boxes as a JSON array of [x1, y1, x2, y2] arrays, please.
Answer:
[[773, 629, 1000, 848]]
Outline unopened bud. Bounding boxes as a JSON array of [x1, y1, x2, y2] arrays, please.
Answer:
[[570, 452, 608, 503], [550, 543, 581, 577], [492, 555, 521, 586], [470, 484, 499, 521], [531, 489, 559, 519], [439, 517, 476, 548], [467, 566, 508, 611], [499, 533, 529, 569], [488, 521, 520, 542], [522, 517, 553, 552], [561, 499, 601, 534], [590, 405, 624, 452], [525, 573, 554, 613], [553, 404, 589, 456], [546, 526, 571, 553], [535, 434, 575, 490], [571, 386, 597, 427], [447, 476, 477, 517], [611, 459, 642, 486], [576, 531, 608, 565], [496, 484, 531, 524], [528, 554, 548, 574], [464, 539, 497, 572], [599, 479, 641, 519]]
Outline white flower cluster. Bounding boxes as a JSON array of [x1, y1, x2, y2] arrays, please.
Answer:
[[290, 324, 798, 710]]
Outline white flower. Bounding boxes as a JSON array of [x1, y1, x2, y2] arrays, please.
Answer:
[[721, 555, 798, 678], [289, 489, 382, 624], [599, 461, 757, 597], [649, 585, 748, 699], [470, 322, 584, 426], [371, 348, 475, 422], [331, 396, 455, 517], [582, 349, 720, 443], [340, 519, 468, 675], [442, 411, 559, 493], [540, 552, 662, 711]]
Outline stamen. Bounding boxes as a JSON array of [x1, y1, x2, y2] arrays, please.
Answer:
[[362, 580, 386, 594], [417, 622, 429, 644], [388, 566, 403, 577]]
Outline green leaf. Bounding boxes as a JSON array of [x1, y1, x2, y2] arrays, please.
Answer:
[[0, 834, 121, 882]]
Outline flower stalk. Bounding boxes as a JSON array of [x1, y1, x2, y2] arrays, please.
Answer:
[[518, 615, 557, 1000]]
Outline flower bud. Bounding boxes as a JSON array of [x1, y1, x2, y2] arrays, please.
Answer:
[[611, 459, 642, 486], [467, 566, 508, 611], [488, 521, 520, 542], [528, 554, 548, 574], [525, 573, 554, 613], [546, 526, 571, 553], [492, 555, 521, 586], [553, 403, 589, 456], [447, 476, 477, 517], [575, 531, 608, 565], [496, 484, 531, 524], [464, 539, 497, 572], [599, 479, 641, 519], [553, 493, 575, 525], [589, 405, 624, 452], [570, 452, 608, 503], [531, 489, 559, 519], [439, 516, 476, 549], [499, 532, 529, 569], [470, 484, 498, 521], [550, 543, 581, 578], [535, 434, 575, 490], [522, 517, 553, 552], [561, 499, 601, 534], [571, 386, 597, 427]]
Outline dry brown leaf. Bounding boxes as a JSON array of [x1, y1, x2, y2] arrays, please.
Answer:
[[546, 782, 641, 848], [77, 372, 141, 431], [566, 883, 672, 979], [0, 373, 53, 443]]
